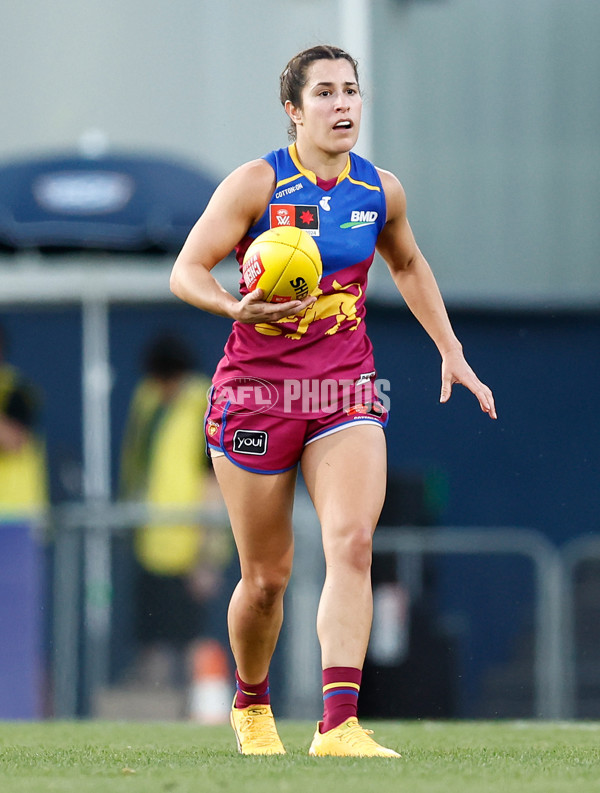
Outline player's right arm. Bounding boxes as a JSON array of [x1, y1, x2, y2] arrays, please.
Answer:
[[170, 159, 314, 323]]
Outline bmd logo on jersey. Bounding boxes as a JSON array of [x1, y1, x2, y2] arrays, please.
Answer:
[[340, 210, 379, 229], [233, 429, 268, 456], [270, 204, 320, 235]]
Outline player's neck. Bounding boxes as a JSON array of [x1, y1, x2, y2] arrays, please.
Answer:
[[292, 140, 349, 182]]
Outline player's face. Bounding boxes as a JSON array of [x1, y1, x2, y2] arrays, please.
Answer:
[[289, 59, 362, 155]]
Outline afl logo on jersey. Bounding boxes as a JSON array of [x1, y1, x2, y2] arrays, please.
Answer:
[[269, 204, 320, 236], [272, 206, 293, 227]]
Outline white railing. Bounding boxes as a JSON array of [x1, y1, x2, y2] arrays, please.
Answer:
[[371, 526, 567, 719], [50, 500, 229, 718], [560, 535, 600, 719]]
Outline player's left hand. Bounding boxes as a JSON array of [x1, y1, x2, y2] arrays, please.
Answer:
[[440, 348, 497, 419]]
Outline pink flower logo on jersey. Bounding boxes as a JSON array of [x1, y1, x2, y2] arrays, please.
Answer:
[[211, 376, 279, 415]]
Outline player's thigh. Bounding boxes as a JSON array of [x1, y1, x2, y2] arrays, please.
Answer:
[[300, 423, 387, 544], [212, 455, 297, 571]]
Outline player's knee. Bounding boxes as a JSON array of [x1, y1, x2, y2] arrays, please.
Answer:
[[247, 568, 291, 611], [337, 524, 373, 573]]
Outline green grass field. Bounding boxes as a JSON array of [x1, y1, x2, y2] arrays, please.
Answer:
[[1, 720, 599, 793]]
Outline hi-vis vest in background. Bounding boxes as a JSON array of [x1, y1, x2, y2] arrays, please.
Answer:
[[0, 365, 48, 519]]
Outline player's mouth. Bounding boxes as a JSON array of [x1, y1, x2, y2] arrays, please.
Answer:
[[333, 119, 353, 131]]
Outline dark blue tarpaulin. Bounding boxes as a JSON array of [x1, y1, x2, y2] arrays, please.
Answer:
[[0, 523, 42, 719], [0, 151, 218, 254]]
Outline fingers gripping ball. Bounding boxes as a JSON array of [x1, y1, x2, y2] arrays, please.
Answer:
[[242, 227, 323, 303]]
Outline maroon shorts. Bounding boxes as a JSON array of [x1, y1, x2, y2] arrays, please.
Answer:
[[204, 396, 389, 474]]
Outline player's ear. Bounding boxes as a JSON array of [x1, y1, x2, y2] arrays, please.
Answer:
[[285, 99, 303, 127]]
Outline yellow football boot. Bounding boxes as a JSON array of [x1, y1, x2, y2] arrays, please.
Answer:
[[230, 703, 286, 755], [308, 717, 401, 758]]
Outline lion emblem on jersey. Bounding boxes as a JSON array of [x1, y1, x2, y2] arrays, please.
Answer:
[[255, 279, 363, 339]]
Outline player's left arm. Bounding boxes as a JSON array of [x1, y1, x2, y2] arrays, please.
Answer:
[[376, 167, 497, 420]]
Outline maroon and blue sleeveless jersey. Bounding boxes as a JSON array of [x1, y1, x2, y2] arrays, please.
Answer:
[[212, 144, 387, 418]]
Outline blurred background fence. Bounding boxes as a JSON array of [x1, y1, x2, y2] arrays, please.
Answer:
[[5, 499, 599, 721]]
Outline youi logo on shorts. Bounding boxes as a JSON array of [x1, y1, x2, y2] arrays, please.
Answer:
[[340, 210, 378, 229], [233, 429, 268, 456]]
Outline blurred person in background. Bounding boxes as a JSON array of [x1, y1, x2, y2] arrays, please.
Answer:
[[0, 321, 48, 518], [119, 332, 232, 720]]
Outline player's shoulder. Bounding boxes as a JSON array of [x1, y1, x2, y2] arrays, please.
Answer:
[[228, 158, 276, 191], [374, 166, 407, 217], [214, 158, 276, 217], [374, 166, 404, 194]]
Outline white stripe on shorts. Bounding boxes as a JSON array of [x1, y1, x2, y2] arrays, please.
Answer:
[[303, 418, 384, 447]]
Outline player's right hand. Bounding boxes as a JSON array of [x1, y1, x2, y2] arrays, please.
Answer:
[[233, 289, 316, 324]]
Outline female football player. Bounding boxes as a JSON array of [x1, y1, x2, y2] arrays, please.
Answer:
[[170, 44, 496, 757]]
